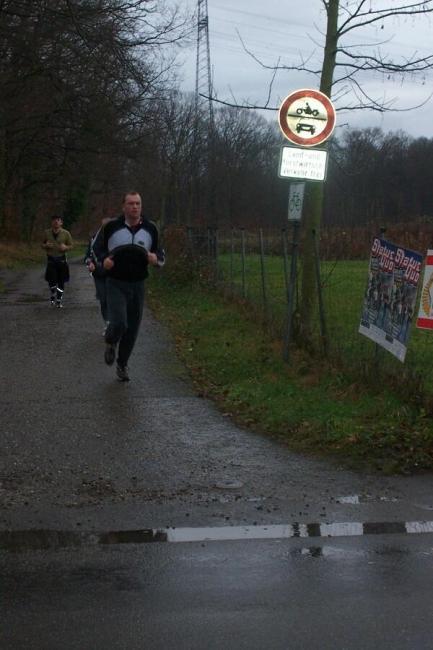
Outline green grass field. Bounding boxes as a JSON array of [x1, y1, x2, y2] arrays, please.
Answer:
[[215, 253, 433, 395]]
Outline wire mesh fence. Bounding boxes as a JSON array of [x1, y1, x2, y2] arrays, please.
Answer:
[[184, 226, 433, 403]]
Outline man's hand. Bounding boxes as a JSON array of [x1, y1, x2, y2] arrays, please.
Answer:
[[103, 256, 114, 270], [147, 252, 158, 266], [88, 261, 96, 273], [44, 241, 53, 249], [58, 243, 68, 252]]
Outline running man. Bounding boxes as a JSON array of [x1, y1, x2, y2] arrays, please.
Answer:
[[42, 215, 73, 308], [85, 217, 113, 335], [92, 192, 165, 382]]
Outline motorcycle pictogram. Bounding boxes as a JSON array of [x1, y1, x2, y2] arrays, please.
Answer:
[[296, 102, 319, 117]]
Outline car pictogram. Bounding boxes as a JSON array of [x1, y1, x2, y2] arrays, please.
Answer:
[[296, 122, 316, 135]]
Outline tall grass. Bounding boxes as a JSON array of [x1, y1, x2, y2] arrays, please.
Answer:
[[0, 242, 47, 269], [215, 251, 433, 402], [0, 241, 88, 270]]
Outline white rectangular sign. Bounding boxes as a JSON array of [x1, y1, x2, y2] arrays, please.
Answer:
[[279, 146, 328, 181]]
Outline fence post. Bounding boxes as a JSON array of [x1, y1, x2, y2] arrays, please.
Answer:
[[282, 229, 290, 297], [312, 228, 328, 357], [214, 228, 219, 284], [230, 228, 235, 294], [187, 226, 197, 273], [259, 228, 268, 319], [207, 227, 211, 259], [241, 228, 246, 299], [283, 221, 300, 362]]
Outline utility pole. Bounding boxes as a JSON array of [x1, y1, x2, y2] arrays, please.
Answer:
[[195, 0, 214, 128], [193, 0, 215, 225]]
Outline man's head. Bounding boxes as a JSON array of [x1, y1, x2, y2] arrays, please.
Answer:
[[51, 215, 63, 231], [122, 192, 142, 223]]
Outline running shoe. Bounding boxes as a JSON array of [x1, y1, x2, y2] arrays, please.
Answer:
[[116, 363, 130, 382]]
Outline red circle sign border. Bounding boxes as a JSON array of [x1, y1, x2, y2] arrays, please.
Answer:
[[278, 89, 336, 147]]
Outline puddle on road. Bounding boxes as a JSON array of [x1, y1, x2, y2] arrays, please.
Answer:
[[295, 546, 366, 559], [99, 530, 167, 544], [214, 480, 244, 490], [0, 530, 95, 552], [0, 529, 165, 552], [292, 544, 411, 559], [335, 494, 399, 505]]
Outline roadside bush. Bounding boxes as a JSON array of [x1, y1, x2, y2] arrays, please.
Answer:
[[159, 225, 207, 285]]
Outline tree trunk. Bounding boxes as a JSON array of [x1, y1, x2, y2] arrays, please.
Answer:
[[299, 0, 338, 341], [0, 130, 5, 236]]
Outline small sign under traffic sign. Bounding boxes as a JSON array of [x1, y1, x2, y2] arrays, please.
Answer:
[[288, 183, 305, 221], [279, 146, 328, 182]]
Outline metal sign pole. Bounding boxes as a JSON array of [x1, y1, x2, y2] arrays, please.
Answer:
[[283, 182, 305, 362], [283, 222, 300, 362]]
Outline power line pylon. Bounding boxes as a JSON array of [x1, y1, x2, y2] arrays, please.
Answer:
[[195, 0, 214, 127], [193, 0, 216, 226]]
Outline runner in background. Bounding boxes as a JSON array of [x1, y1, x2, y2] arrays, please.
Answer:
[[42, 215, 73, 308], [85, 217, 113, 335]]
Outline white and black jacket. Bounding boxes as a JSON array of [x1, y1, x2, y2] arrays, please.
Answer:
[[93, 215, 165, 282]]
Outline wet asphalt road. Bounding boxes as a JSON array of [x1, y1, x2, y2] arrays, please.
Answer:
[[1, 261, 433, 649]]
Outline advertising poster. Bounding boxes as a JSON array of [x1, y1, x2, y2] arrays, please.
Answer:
[[416, 250, 433, 330], [359, 238, 423, 362]]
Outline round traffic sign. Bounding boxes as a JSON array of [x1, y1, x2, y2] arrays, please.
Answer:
[[278, 89, 336, 147]]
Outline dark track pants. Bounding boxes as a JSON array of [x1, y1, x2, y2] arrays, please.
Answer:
[[93, 275, 108, 322], [105, 277, 145, 367], [45, 256, 69, 301]]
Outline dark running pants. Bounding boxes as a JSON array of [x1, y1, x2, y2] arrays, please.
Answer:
[[93, 275, 108, 322], [105, 277, 145, 367], [45, 257, 69, 301]]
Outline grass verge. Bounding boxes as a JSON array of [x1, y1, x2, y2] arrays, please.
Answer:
[[0, 242, 48, 269], [148, 276, 433, 475], [0, 241, 87, 270]]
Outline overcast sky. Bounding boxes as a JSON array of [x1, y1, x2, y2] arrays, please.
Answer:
[[177, 1, 433, 139]]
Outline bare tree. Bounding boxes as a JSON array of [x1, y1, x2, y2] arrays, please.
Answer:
[[0, 0, 190, 237], [212, 107, 280, 227]]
